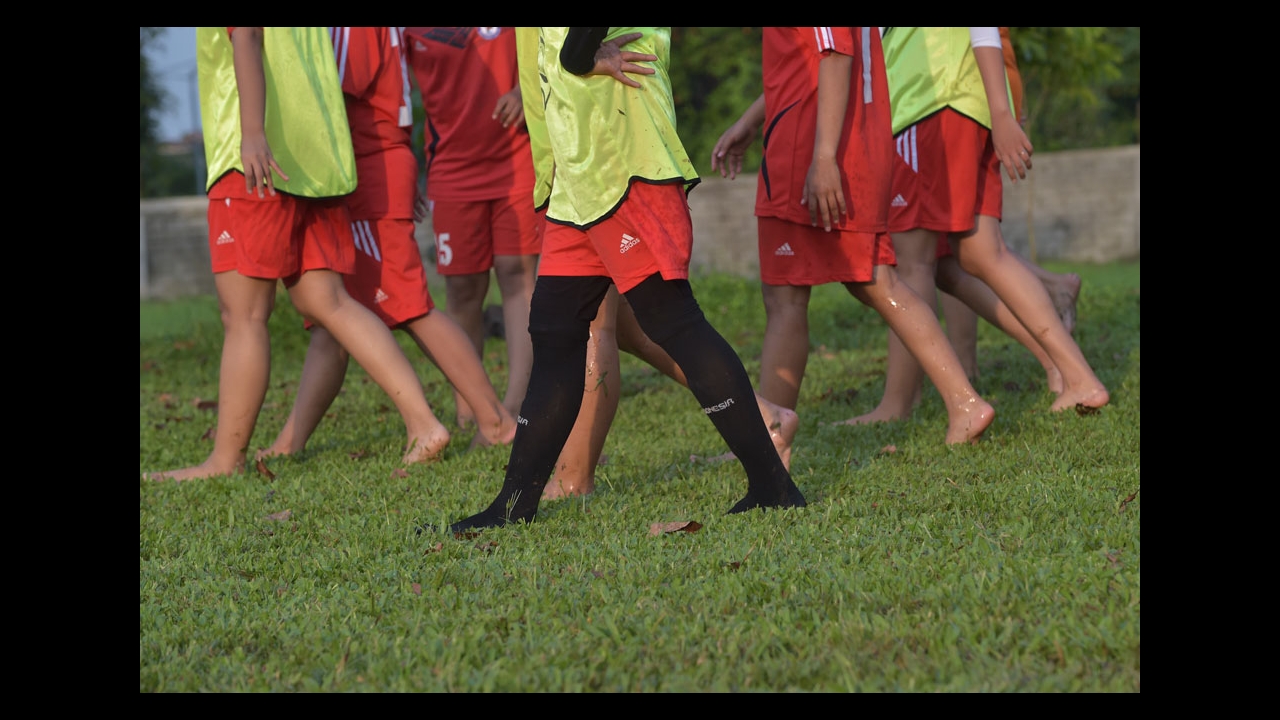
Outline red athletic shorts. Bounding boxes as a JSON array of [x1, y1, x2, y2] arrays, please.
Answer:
[[344, 217, 435, 327], [428, 194, 541, 276], [538, 181, 693, 294], [757, 217, 896, 286], [207, 171, 355, 287], [888, 108, 1003, 236]]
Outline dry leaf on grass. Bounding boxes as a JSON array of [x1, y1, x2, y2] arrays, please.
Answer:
[[256, 458, 276, 480], [390, 468, 409, 479], [649, 520, 702, 536], [194, 398, 218, 410], [411, 583, 422, 596], [266, 509, 291, 521], [878, 445, 897, 455]]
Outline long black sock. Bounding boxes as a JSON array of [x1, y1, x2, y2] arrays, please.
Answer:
[[449, 276, 613, 532], [624, 275, 805, 513]]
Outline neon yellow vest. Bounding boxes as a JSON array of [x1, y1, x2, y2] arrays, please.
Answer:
[[515, 27, 553, 211], [881, 27, 996, 136], [538, 27, 698, 228], [197, 27, 357, 198]]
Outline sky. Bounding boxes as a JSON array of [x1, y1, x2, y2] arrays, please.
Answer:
[[145, 27, 198, 142]]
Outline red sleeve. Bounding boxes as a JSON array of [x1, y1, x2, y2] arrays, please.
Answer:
[[333, 27, 384, 99]]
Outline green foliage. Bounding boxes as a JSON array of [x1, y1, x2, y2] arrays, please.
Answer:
[[140, 262, 1140, 692], [140, 27, 167, 197], [1009, 27, 1138, 151], [140, 27, 204, 198], [671, 28, 764, 177]]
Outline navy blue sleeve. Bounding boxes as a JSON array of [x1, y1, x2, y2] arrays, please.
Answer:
[[560, 27, 611, 76]]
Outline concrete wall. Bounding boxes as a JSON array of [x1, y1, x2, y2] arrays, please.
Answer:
[[140, 145, 1139, 300]]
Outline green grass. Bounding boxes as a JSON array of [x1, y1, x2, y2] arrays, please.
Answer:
[[140, 260, 1139, 692]]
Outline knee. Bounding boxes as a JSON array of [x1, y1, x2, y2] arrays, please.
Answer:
[[623, 276, 704, 345], [528, 276, 611, 347]]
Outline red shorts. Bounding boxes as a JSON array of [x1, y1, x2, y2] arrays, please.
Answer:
[[344, 217, 435, 327], [888, 108, 1003, 235], [429, 194, 541, 276], [757, 217, 896, 286], [207, 171, 355, 286], [538, 181, 693, 294]]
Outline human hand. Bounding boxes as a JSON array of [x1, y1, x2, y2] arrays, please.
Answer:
[[587, 32, 657, 88], [493, 87, 525, 129], [991, 112, 1033, 183], [413, 185, 430, 223], [802, 157, 845, 231], [240, 131, 288, 197], [711, 120, 755, 180]]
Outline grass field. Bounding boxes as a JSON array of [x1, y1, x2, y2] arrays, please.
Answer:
[[140, 261, 1139, 692]]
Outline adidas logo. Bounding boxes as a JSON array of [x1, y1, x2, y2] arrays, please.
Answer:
[[619, 233, 640, 254], [774, 243, 794, 256], [374, 289, 389, 304], [216, 230, 234, 245], [891, 194, 908, 207]]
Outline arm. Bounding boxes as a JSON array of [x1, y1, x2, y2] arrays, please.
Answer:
[[971, 27, 1033, 183], [804, 51, 851, 231], [492, 83, 526, 130], [231, 27, 288, 196], [561, 28, 657, 88], [711, 94, 765, 180]]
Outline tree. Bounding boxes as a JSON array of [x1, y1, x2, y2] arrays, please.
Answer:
[[140, 27, 167, 197], [670, 28, 764, 177], [1009, 27, 1136, 151]]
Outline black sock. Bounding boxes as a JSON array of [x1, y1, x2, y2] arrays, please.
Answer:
[[624, 275, 806, 513], [450, 276, 613, 532]]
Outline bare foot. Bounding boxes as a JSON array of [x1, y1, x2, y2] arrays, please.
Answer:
[[254, 445, 289, 462], [1045, 365, 1065, 395], [944, 397, 995, 445], [1050, 384, 1109, 413], [756, 395, 798, 470], [830, 405, 910, 427], [542, 473, 594, 501], [1050, 273, 1082, 335], [468, 413, 518, 450], [402, 427, 452, 465], [148, 459, 244, 483], [689, 396, 799, 470]]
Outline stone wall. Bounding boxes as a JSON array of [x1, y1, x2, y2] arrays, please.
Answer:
[[140, 145, 1139, 300]]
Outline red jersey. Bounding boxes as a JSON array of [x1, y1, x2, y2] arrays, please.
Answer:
[[403, 27, 535, 203], [756, 27, 892, 232], [331, 27, 417, 220]]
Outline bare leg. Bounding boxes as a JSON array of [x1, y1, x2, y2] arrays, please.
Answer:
[[257, 326, 350, 459], [151, 271, 276, 481], [1019, 254, 1081, 335], [443, 271, 490, 429], [758, 284, 811, 410], [939, 291, 979, 380], [953, 216, 1107, 412], [838, 229, 937, 426], [492, 253, 538, 417], [936, 255, 1064, 394], [290, 269, 451, 464], [846, 265, 995, 444], [543, 287, 622, 500], [403, 310, 517, 448], [618, 294, 797, 469]]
